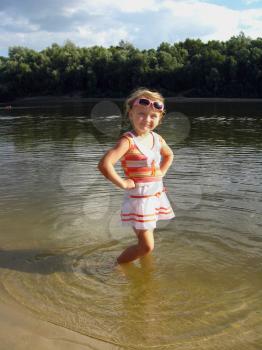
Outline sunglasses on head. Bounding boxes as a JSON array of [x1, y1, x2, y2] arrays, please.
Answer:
[[133, 98, 164, 111]]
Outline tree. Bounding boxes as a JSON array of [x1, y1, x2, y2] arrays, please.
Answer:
[[1, 33, 262, 100]]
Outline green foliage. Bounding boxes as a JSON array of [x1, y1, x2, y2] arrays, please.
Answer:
[[0, 33, 262, 101]]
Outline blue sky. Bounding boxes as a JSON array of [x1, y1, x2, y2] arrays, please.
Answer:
[[0, 0, 262, 57], [204, 0, 262, 9]]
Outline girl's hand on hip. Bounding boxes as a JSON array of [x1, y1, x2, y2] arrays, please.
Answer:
[[122, 179, 136, 190]]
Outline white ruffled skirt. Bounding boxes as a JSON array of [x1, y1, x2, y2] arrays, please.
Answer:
[[121, 181, 175, 230]]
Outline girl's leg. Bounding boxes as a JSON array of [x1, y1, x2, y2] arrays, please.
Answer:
[[116, 229, 154, 264]]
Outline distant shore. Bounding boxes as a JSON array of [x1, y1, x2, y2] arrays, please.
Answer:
[[1, 95, 262, 106]]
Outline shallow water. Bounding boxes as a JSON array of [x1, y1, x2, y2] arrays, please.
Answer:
[[0, 100, 262, 349]]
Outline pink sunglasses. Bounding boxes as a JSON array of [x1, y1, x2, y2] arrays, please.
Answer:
[[133, 98, 164, 111]]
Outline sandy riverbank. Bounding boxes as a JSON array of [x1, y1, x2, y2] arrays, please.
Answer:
[[0, 300, 117, 350]]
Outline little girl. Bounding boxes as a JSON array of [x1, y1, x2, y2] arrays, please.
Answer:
[[98, 88, 175, 264]]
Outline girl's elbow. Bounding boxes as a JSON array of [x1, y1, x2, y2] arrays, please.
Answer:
[[98, 159, 105, 173], [98, 158, 112, 175], [168, 151, 174, 162]]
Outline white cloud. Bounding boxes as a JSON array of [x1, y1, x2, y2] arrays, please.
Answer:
[[128, 0, 262, 44], [68, 0, 160, 14], [0, 26, 130, 55], [1, 0, 262, 56], [161, 1, 239, 41], [0, 11, 39, 32], [76, 25, 130, 46], [242, 0, 262, 5], [239, 8, 262, 36]]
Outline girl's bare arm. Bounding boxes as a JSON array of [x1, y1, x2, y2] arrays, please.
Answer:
[[98, 137, 135, 189], [160, 138, 174, 176]]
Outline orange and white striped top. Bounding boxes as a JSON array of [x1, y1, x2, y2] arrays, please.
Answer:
[[121, 131, 163, 183]]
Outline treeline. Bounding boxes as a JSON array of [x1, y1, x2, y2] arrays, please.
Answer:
[[0, 32, 262, 101]]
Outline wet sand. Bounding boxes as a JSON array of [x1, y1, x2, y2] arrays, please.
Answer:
[[0, 301, 116, 350]]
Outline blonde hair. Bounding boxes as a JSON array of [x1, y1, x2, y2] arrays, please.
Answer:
[[124, 87, 165, 118]]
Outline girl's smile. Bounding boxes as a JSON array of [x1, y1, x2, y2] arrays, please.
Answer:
[[129, 105, 162, 136]]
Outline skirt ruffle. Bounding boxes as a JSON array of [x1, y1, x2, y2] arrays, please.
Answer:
[[121, 181, 175, 230]]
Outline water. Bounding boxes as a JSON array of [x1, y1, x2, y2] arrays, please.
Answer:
[[0, 100, 262, 349]]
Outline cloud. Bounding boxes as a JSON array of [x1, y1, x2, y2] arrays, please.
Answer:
[[116, 0, 261, 47], [145, 1, 238, 43], [0, 0, 262, 56], [242, 0, 262, 5], [66, 0, 161, 14], [0, 12, 38, 33], [239, 8, 262, 36]]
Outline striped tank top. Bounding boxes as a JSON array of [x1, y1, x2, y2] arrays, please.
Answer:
[[121, 131, 163, 183]]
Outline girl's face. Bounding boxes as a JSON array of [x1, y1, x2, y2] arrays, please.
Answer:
[[129, 101, 162, 136]]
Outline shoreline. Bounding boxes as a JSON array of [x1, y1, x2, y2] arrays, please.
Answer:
[[0, 299, 116, 350], [1, 95, 262, 106]]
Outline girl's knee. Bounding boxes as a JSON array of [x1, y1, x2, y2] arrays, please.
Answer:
[[139, 241, 154, 255], [136, 229, 154, 255]]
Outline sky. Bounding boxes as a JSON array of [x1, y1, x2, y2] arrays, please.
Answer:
[[0, 0, 262, 57]]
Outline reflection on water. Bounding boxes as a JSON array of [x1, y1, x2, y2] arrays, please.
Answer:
[[0, 100, 262, 349]]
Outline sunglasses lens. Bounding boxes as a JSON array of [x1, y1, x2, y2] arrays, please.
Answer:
[[134, 98, 164, 110], [153, 102, 163, 110], [139, 98, 150, 106]]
